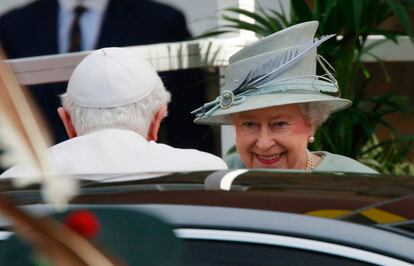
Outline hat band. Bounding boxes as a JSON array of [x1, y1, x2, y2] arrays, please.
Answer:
[[191, 74, 338, 117]]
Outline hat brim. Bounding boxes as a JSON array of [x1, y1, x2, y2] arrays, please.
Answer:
[[194, 92, 352, 125]]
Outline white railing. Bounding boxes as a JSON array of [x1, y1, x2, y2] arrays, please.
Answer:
[[6, 36, 254, 86]]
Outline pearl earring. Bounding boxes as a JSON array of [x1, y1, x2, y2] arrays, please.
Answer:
[[309, 136, 315, 143]]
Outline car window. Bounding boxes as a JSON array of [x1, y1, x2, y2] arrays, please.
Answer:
[[180, 240, 375, 266]]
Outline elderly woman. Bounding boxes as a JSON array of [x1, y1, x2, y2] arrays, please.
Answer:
[[192, 21, 377, 174]]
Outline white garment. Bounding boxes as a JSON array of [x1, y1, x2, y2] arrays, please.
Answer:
[[0, 129, 227, 181]]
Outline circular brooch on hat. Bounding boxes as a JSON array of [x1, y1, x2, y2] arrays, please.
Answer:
[[219, 90, 235, 109]]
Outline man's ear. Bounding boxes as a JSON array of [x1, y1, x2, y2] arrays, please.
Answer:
[[57, 107, 77, 139], [147, 105, 167, 141]]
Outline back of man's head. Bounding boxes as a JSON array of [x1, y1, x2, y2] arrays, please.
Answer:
[[61, 47, 171, 136]]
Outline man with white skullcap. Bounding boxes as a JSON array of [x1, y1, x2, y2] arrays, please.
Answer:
[[1, 47, 227, 180]]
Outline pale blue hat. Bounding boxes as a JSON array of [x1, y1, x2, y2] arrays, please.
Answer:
[[192, 21, 351, 125]]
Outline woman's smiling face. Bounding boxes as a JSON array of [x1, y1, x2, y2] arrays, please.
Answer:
[[234, 104, 313, 169]]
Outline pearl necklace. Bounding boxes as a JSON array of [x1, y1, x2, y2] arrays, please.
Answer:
[[305, 149, 315, 171]]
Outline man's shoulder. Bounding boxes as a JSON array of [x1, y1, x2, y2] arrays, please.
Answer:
[[1, 129, 227, 179], [86, 129, 227, 170], [1, 0, 53, 20], [149, 142, 227, 170]]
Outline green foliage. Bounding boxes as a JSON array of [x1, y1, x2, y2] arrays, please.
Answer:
[[203, 0, 414, 175], [359, 135, 414, 175]]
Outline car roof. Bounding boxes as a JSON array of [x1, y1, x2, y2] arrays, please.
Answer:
[[3, 170, 414, 226]]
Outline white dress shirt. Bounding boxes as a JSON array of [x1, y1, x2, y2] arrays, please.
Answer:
[[58, 0, 109, 53]]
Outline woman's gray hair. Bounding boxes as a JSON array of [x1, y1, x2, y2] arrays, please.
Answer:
[[298, 102, 332, 129], [61, 84, 171, 136]]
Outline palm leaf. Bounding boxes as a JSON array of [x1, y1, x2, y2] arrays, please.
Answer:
[[256, 4, 284, 32], [385, 0, 414, 42], [316, 0, 337, 33], [360, 134, 414, 156], [225, 7, 278, 33], [268, 9, 291, 28], [194, 30, 233, 39], [352, 0, 364, 32], [291, 0, 314, 22], [221, 15, 269, 36], [359, 38, 389, 56], [366, 29, 404, 43]]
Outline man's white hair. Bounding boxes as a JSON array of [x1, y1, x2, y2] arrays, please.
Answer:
[[61, 83, 171, 136], [298, 102, 332, 129]]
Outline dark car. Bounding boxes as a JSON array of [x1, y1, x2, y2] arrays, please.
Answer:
[[1, 170, 414, 265]]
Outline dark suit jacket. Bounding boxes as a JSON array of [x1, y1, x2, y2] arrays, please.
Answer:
[[0, 0, 213, 152]]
